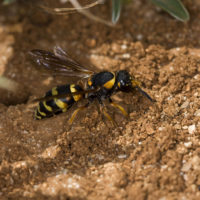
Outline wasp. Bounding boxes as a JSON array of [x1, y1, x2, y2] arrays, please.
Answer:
[[29, 46, 153, 125]]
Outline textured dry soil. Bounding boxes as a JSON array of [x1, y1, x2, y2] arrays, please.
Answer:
[[0, 0, 200, 199]]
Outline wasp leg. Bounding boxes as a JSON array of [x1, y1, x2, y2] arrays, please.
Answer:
[[99, 102, 117, 127], [109, 98, 128, 117], [68, 102, 89, 125]]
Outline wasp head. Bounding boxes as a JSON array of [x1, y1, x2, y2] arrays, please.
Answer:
[[116, 70, 141, 92], [116, 70, 153, 102]]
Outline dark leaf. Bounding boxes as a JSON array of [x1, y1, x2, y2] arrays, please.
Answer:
[[151, 0, 190, 21]]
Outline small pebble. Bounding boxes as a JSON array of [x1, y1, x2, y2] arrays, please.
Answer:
[[194, 109, 200, 117], [174, 124, 181, 130], [121, 44, 127, 50], [188, 125, 196, 134], [132, 160, 135, 168], [122, 53, 130, 59], [136, 34, 143, 40], [96, 154, 104, 160], [146, 124, 154, 135], [183, 174, 188, 181], [194, 92, 198, 97], [159, 197, 166, 200], [86, 39, 96, 48], [181, 162, 192, 172], [194, 74, 199, 80], [181, 101, 189, 109], [182, 126, 188, 130], [118, 154, 127, 159], [184, 141, 192, 148]]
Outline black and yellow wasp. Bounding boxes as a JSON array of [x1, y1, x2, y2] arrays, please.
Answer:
[[29, 46, 153, 125]]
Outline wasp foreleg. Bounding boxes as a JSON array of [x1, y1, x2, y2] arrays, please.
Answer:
[[99, 101, 117, 127], [109, 98, 128, 118]]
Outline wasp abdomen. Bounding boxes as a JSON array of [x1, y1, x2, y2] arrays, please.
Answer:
[[35, 84, 83, 120]]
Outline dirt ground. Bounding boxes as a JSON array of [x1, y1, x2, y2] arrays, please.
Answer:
[[0, 0, 200, 199]]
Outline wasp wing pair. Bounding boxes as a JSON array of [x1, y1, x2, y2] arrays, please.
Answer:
[[29, 46, 98, 102]]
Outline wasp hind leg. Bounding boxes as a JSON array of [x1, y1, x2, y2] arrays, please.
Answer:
[[68, 102, 90, 125], [109, 98, 128, 118]]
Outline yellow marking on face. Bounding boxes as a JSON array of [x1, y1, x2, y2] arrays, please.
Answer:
[[103, 72, 115, 89], [43, 101, 53, 112], [118, 82, 121, 88], [70, 84, 76, 93], [37, 106, 46, 116], [88, 79, 92, 86], [70, 84, 82, 102], [52, 87, 58, 96], [132, 80, 141, 87], [55, 99, 68, 109]]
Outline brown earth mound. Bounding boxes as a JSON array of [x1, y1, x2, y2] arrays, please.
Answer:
[[0, 0, 200, 199]]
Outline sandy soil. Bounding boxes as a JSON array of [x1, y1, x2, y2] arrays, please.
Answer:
[[0, 0, 200, 199]]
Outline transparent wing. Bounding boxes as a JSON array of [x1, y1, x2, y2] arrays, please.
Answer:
[[29, 46, 95, 78]]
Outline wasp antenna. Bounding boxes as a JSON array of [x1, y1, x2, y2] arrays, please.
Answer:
[[136, 86, 154, 102]]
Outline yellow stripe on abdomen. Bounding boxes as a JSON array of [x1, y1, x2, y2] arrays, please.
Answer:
[[52, 87, 68, 112], [43, 101, 53, 112], [55, 99, 68, 111], [70, 84, 82, 102], [37, 106, 46, 116]]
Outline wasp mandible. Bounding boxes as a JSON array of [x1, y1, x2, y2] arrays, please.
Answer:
[[29, 46, 153, 125]]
